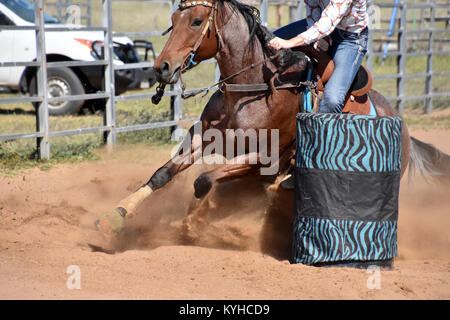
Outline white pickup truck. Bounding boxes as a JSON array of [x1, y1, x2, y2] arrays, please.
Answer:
[[0, 0, 156, 115]]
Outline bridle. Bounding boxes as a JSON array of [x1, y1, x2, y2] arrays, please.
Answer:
[[179, 0, 218, 72], [152, 0, 219, 104], [152, 0, 317, 107]]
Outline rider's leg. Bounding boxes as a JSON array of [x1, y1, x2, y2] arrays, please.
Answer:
[[280, 29, 368, 190], [319, 28, 369, 114], [273, 19, 308, 40]]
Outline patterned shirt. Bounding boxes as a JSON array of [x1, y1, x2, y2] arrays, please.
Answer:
[[299, 0, 369, 45]]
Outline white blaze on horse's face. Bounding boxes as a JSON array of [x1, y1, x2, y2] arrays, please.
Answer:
[[154, 4, 218, 84]]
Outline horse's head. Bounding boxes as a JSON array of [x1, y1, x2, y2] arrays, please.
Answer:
[[154, 0, 219, 84]]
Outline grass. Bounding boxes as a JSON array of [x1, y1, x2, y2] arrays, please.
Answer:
[[369, 54, 450, 110], [403, 113, 450, 130], [0, 0, 449, 173]]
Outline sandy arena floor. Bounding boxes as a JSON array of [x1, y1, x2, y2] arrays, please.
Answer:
[[0, 129, 449, 299]]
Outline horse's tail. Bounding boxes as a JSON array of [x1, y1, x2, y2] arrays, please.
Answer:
[[409, 137, 450, 182]]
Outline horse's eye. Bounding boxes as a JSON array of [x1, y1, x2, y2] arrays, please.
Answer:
[[191, 18, 203, 27]]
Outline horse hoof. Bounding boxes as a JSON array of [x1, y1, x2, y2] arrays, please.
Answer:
[[87, 208, 124, 253], [194, 173, 213, 199], [95, 208, 125, 234]]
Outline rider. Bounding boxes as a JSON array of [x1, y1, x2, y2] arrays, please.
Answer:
[[268, 0, 370, 114]]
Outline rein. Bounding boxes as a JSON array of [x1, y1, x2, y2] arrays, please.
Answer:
[[182, 51, 279, 98], [181, 1, 217, 72], [152, 0, 317, 105], [152, 0, 217, 104]]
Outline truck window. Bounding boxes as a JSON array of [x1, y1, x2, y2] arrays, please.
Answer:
[[0, 11, 14, 25], [0, 0, 59, 24]]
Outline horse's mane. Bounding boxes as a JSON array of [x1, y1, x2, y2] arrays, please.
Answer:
[[219, 0, 306, 70], [219, 0, 272, 53]]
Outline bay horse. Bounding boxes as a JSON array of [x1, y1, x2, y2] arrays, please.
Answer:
[[92, 0, 449, 251]]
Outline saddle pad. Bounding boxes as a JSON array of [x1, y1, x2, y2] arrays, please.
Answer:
[[304, 92, 376, 116]]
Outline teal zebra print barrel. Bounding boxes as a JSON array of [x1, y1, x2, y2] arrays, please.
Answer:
[[293, 113, 403, 267]]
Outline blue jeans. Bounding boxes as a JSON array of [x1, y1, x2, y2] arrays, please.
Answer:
[[274, 20, 368, 113]]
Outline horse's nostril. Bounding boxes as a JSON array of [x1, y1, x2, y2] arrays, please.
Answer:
[[161, 61, 170, 73], [155, 60, 176, 83]]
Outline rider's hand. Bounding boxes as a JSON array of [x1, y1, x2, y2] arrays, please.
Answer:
[[268, 37, 290, 50], [269, 35, 307, 51]]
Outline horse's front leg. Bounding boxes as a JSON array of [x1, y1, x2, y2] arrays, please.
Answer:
[[115, 91, 224, 220], [119, 124, 202, 219], [90, 92, 225, 251], [92, 123, 202, 243]]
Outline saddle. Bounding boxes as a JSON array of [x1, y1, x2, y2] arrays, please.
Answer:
[[299, 46, 373, 115]]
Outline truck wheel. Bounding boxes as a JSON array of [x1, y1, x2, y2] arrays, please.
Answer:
[[83, 98, 106, 114], [30, 67, 85, 116]]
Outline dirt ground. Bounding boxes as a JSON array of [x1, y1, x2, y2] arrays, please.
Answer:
[[0, 129, 449, 300]]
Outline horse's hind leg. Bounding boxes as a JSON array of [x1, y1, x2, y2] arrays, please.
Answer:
[[181, 154, 261, 240], [182, 168, 260, 245]]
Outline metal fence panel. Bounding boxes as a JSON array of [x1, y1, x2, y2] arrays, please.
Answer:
[[0, 0, 449, 160], [35, 0, 50, 159], [103, 0, 117, 151]]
